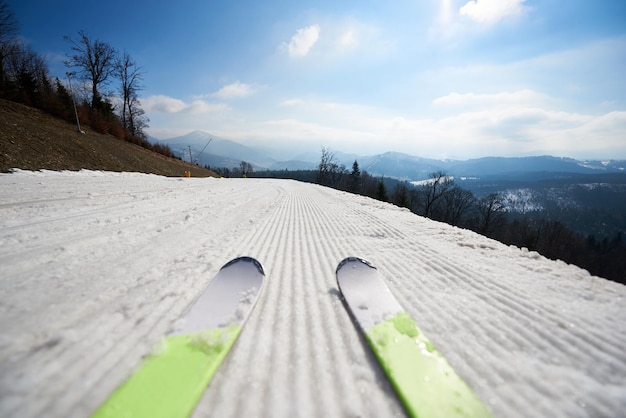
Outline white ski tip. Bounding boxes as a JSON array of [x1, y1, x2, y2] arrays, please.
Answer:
[[336, 257, 403, 331]]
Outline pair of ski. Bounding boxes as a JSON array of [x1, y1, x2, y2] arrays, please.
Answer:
[[92, 257, 492, 418]]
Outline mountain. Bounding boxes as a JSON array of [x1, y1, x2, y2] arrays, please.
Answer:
[[150, 130, 626, 180], [444, 156, 625, 179], [351, 153, 626, 181], [354, 152, 451, 180], [151, 131, 276, 169], [268, 160, 318, 170], [273, 150, 625, 181]]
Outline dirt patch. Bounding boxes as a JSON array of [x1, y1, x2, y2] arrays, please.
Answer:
[[0, 99, 217, 177]]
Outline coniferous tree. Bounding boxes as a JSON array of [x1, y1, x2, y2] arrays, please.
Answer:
[[6, 42, 48, 106], [376, 178, 388, 202], [350, 160, 361, 193], [392, 182, 409, 208]]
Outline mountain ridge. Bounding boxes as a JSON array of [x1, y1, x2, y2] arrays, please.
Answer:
[[150, 130, 626, 180]]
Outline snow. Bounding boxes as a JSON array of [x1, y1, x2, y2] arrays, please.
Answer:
[[1, 170, 625, 418], [410, 175, 455, 186], [502, 188, 544, 212]]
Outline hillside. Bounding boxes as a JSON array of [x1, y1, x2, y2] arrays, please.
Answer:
[[0, 99, 216, 177], [1, 171, 624, 417]]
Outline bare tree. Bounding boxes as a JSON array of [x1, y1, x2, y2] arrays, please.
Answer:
[[441, 186, 475, 226], [116, 51, 146, 136], [64, 30, 117, 109], [477, 193, 507, 236], [419, 171, 454, 218], [317, 146, 339, 186], [239, 161, 253, 177], [0, 0, 17, 42], [0, 0, 19, 91], [128, 104, 149, 138]]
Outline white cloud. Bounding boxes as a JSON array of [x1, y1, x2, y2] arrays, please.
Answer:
[[263, 118, 365, 142], [430, 0, 528, 41], [439, 0, 455, 25], [280, 98, 306, 107], [338, 30, 359, 49], [212, 81, 257, 99], [187, 100, 230, 114], [143, 77, 625, 159], [142, 95, 230, 114], [145, 98, 626, 159], [277, 19, 392, 66], [261, 96, 625, 159], [141, 95, 187, 113], [459, 0, 527, 25], [285, 24, 320, 57], [369, 108, 608, 159], [433, 89, 548, 107], [278, 97, 344, 111], [332, 20, 392, 57]]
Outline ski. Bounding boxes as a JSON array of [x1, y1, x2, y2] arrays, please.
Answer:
[[336, 257, 492, 418], [92, 256, 266, 418]]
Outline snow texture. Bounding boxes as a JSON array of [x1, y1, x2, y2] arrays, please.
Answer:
[[1, 170, 625, 418]]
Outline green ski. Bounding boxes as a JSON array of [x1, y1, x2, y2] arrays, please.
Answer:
[[92, 256, 265, 418], [336, 257, 492, 418]]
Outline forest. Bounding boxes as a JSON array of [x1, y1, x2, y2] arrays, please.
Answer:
[[0, 1, 172, 158], [239, 148, 626, 285]]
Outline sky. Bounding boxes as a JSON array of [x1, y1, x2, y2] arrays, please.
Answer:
[[8, 0, 626, 160]]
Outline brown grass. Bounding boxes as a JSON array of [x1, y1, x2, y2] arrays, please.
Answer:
[[0, 99, 217, 177]]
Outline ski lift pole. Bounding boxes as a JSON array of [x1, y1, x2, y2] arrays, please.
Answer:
[[195, 139, 212, 165], [65, 72, 82, 133]]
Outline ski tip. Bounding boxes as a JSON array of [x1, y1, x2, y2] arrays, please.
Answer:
[[221, 256, 265, 276], [336, 257, 377, 274]]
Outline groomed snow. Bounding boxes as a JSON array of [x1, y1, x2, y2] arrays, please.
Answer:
[[1, 170, 624, 418]]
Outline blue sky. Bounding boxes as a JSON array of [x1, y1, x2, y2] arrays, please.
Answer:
[[10, 0, 626, 160]]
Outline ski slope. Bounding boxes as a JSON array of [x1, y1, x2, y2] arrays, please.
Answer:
[[1, 170, 624, 418]]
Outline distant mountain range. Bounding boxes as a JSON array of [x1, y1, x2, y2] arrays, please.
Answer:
[[149, 131, 626, 181], [148, 131, 276, 170], [358, 153, 626, 181]]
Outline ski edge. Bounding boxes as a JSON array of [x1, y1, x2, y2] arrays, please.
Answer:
[[336, 256, 376, 274], [223, 255, 265, 276]]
